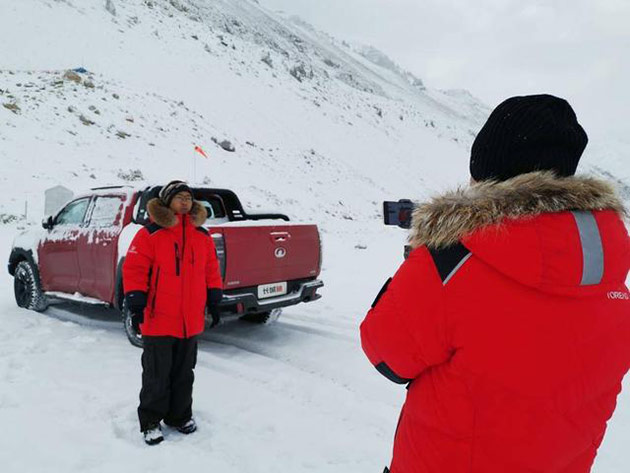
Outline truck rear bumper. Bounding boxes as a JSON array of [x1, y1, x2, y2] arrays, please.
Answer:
[[220, 279, 323, 315]]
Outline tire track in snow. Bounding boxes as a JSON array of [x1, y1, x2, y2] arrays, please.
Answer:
[[21, 302, 393, 416]]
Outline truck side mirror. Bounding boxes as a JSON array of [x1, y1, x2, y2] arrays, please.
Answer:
[[42, 215, 54, 230]]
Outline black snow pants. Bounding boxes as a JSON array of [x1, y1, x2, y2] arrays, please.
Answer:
[[138, 336, 198, 431]]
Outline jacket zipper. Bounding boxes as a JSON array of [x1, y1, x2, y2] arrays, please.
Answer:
[[174, 243, 180, 276], [181, 217, 187, 338]]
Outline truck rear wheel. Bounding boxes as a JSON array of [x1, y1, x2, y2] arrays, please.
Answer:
[[13, 260, 48, 312], [240, 308, 282, 325], [122, 301, 144, 348]]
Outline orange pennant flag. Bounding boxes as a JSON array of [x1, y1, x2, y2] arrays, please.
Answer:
[[194, 145, 208, 158]]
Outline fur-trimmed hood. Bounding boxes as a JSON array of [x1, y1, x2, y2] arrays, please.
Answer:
[[147, 198, 208, 228], [410, 172, 626, 249]]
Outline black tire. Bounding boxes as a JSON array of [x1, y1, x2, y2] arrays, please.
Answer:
[[13, 260, 48, 312], [240, 308, 282, 325], [122, 300, 144, 348]]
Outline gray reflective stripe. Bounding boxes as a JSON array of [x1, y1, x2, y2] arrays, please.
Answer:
[[443, 252, 472, 286], [571, 211, 604, 286]]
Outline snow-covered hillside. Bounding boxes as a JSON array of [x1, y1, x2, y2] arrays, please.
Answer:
[[0, 0, 489, 228], [1, 0, 629, 472]]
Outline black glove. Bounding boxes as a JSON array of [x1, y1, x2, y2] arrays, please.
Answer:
[[125, 291, 147, 332], [207, 288, 223, 328]]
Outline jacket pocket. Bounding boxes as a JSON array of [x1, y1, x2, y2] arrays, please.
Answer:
[[150, 267, 161, 317], [174, 243, 180, 276]]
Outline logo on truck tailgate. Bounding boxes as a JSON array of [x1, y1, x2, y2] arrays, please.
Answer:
[[274, 247, 287, 259]]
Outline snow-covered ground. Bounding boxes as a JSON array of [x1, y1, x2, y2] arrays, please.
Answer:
[[0, 225, 409, 472], [1, 0, 629, 471]]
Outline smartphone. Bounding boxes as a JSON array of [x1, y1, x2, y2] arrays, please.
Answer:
[[383, 200, 415, 229]]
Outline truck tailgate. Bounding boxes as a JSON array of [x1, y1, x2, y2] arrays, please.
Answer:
[[215, 224, 320, 290]]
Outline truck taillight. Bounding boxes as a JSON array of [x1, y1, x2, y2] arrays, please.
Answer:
[[212, 232, 226, 279], [318, 229, 323, 274]]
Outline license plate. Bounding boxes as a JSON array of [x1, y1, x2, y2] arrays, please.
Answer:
[[258, 282, 288, 299]]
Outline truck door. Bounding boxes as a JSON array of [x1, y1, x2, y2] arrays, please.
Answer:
[[77, 194, 127, 303], [38, 197, 91, 294]]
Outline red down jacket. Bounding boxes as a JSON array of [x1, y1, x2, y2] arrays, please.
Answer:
[[123, 199, 222, 338], [361, 172, 630, 473]]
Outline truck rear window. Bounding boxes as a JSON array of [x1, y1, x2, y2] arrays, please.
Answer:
[[134, 189, 227, 225], [198, 196, 226, 219]]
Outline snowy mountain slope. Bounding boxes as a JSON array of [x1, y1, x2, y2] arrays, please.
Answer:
[[0, 0, 490, 228]]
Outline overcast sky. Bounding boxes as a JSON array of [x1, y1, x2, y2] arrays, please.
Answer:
[[261, 0, 629, 141]]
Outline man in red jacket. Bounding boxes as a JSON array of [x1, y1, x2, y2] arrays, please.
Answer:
[[123, 180, 223, 445], [361, 95, 630, 472]]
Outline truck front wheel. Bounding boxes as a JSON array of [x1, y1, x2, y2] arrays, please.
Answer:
[[13, 260, 48, 312]]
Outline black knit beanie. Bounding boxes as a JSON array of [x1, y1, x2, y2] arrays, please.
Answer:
[[159, 180, 193, 206], [470, 94, 588, 181]]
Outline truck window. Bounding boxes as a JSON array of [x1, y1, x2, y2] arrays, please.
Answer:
[[89, 196, 125, 228], [55, 198, 90, 226], [198, 195, 226, 220]]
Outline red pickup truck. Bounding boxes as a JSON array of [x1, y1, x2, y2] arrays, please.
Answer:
[[8, 185, 323, 346]]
